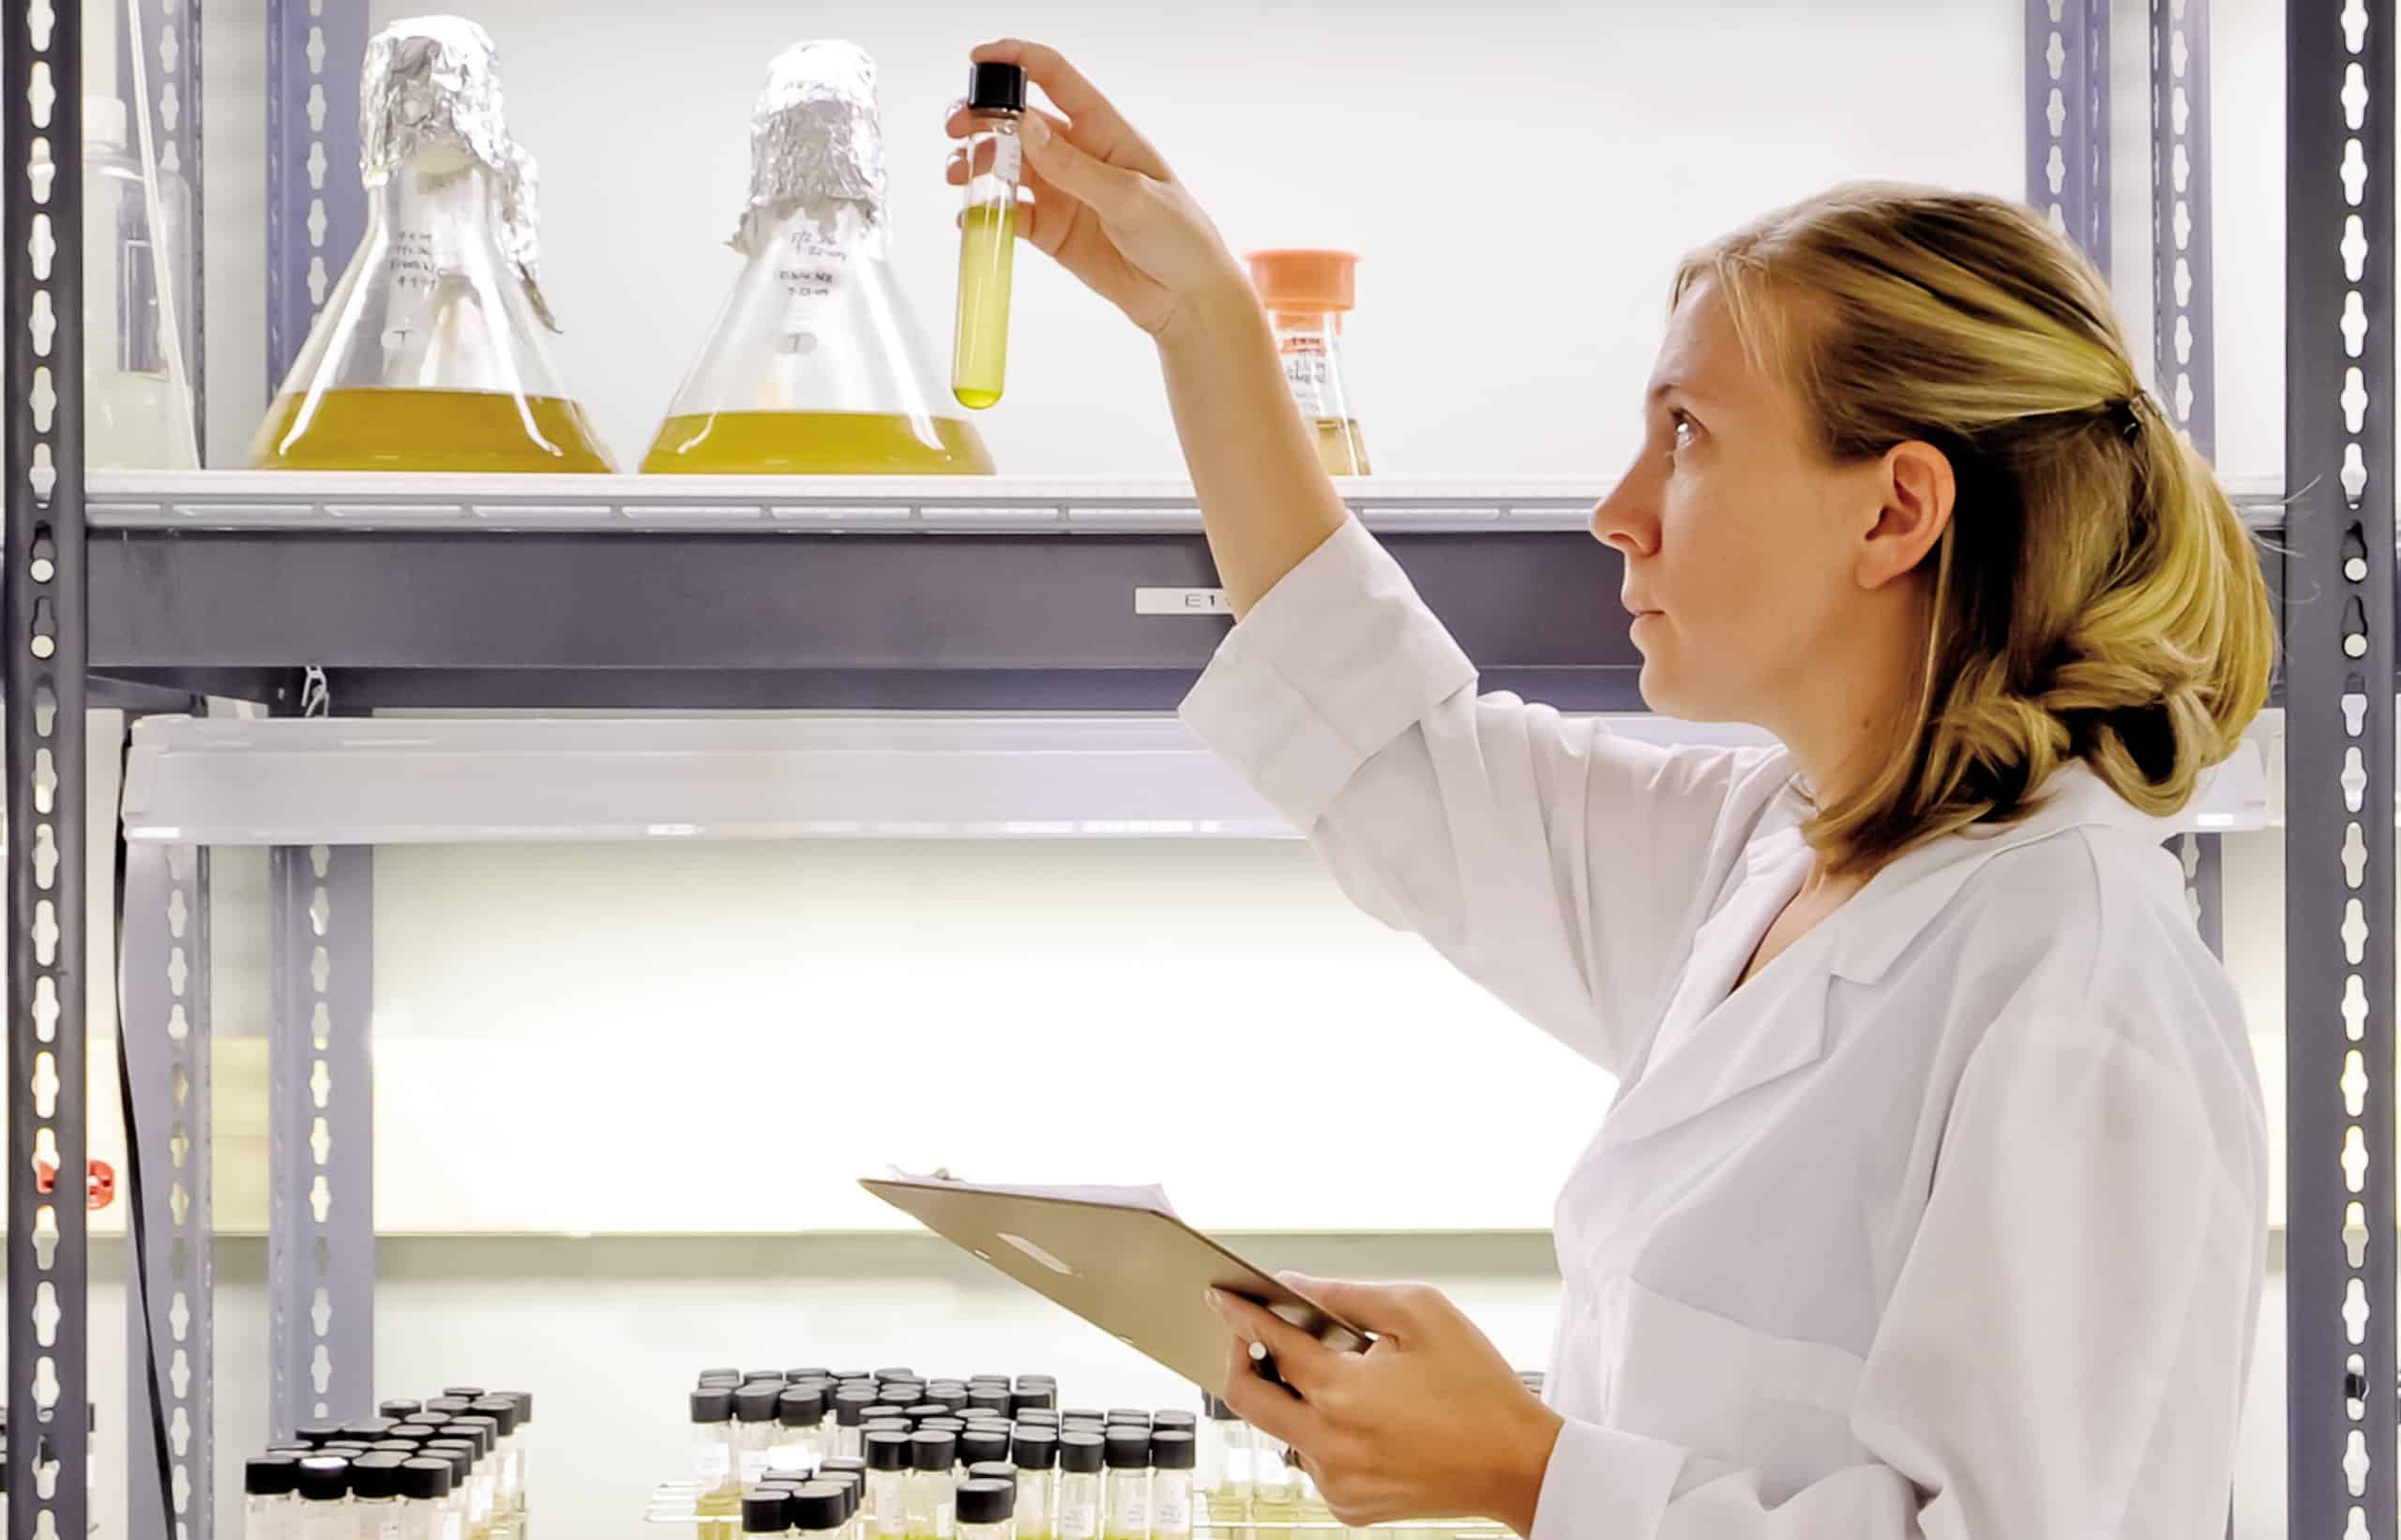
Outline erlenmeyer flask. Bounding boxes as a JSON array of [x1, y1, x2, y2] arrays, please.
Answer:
[[642, 40, 994, 475], [249, 16, 612, 472]]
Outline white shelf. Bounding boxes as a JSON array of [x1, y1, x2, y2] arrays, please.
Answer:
[[117, 711, 2273, 847], [86, 470, 1606, 534]]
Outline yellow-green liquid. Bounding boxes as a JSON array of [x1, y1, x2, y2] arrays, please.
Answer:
[[952, 202, 1017, 410], [642, 411, 996, 475], [696, 1482, 741, 1540], [249, 387, 614, 471], [1311, 417, 1370, 476]]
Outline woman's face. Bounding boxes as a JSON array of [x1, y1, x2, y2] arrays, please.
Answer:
[[1591, 280, 1894, 730]]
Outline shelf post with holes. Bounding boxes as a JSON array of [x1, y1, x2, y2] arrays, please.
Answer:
[[5, 0, 94, 1535], [2027, 0, 2111, 270], [266, 0, 368, 393], [2285, 1, 2397, 1537], [123, 843, 212, 1540], [266, 845, 374, 1437]]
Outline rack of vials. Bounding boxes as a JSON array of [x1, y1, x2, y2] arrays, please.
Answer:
[[242, 1388, 534, 1540], [653, 1366, 1531, 1540]]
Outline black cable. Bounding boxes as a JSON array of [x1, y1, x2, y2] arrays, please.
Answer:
[[113, 729, 176, 1528]]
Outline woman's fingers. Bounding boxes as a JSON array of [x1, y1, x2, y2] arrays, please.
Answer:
[[1211, 1289, 1350, 1397], [1016, 113, 1148, 221], [966, 38, 1171, 178], [1217, 1335, 1320, 1453]]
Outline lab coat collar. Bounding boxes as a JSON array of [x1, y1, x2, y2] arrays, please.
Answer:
[[1596, 762, 2167, 1153], [1822, 762, 2173, 987]]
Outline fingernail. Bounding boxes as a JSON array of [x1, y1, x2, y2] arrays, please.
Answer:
[[1203, 1288, 1222, 1312]]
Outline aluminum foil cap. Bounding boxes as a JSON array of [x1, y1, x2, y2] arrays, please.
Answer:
[[359, 17, 559, 330], [732, 40, 887, 252]]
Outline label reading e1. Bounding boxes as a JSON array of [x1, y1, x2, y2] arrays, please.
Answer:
[[1135, 587, 1232, 616]]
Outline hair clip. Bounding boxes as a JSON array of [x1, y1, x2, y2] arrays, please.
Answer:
[[2106, 396, 2145, 441]]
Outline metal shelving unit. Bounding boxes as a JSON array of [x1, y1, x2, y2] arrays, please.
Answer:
[[0, 1, 2348, 1539]]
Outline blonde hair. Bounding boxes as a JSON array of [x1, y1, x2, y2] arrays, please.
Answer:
[[1673, 183, 2275, 876]]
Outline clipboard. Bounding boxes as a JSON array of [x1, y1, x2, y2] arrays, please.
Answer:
[[860, 1175, 1369, 1396]]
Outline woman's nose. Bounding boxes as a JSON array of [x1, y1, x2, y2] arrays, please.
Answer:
[[1590, 471, 1659, 557]]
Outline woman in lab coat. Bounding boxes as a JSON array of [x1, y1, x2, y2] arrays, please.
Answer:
[[948, 43, 2276, 1539]]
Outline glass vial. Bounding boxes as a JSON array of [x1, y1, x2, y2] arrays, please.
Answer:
[[296, 1457, 353, 1540], [736, 1384, 784, 1489], [352, 1455, 409, 1540], [1055, 1432, 1102, 1540], [865, 1431, 912, 1540], [774, 1386, 828, 1476], [1146, 1435, 1191, 1540], [423, 1441, 490, 1540], [1245, 249, 1371, 476], [1100, 1430, 1149, 1540], [906, 1430, 959, 1540], [957, 1479, 1016, 1540], [834, 1390, 876, 1461], [792, 1483, 849, 1540], [400, 1458, 459, 1540], [1008, 1430, 1056, 1540], [246, 1456, 303, 1540], [467, 1399, 524, 1533], [1196, 1399, 1249, 1540], [950, 61, 1026, 410]]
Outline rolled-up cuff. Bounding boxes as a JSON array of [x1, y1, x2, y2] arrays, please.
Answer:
[[1178, 519, 1476, 831], [1529, 1418, 1683, 1540]]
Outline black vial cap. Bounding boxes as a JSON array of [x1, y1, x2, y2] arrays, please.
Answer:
[[1150, 1431, 1195, 1472], [967, 1462, 1017, 1488], [295, 1423, 345, 1447], [967, 1387, 1011, 1415], [692, 1388, 734, 1424], [959, 1429, 1009, 1467], [832, 1398, 868, 1428], [401, 1414, 453, 1430], [349, 1454, 408, 1501], [1060, 1409, 1104, 1426], [369, 1442, 421, 1456], [743, 1492, 790, 1533], [702, 1367, 743, 1381], [381, 1427, 435, 1445], [447, 1416, 499, 1456], [966, 62, 1028, 114], [400, 1458, 454, 1502], [1103, 1428, 1150, 1471], [872, 1367, 915, 1383], [908, 1430, 958, 1473], [425, 1397, 474, 1416], [905, 1404, 948, 1424], [786, 1367, 831, 1384], [735, 1386, 780, 1425], [864, 1431, 911, 1472], [441, 1386, 487, 1399], [1009, 1388, 1054, 1415], [778, 1387, 825, 1427], [469, 1397, 521, 1437], [342, 1417, 399, 1441], [264, 1442, 315, 1457], [378, 1400, 424, 1421], [1058, 1430, 1104, 1475], [819, 1457, 868, 1480], [790, 1483, 847, 1533], [921, 1420, 967, 1438], [296, 1457, 352, 1502], [929, 1387, 970, 1414], [1106, 1409, 1151, 1427], [1011, 1430, 1057, 1471], [1201, 1395, 1237, 1421], [322, 1443, 375, 1457], [813, 1472, 863, 1517], [1017, 1411, 1061, 1427], [418, 1444, 474, 1484], [1153, 1412, 1197, 1432], [245, 1456, 300, 1497], [499, 1392, 534, 1425], [957, 1479, 1015, 1527]]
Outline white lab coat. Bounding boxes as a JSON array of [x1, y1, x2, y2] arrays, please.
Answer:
[[1179, 519, 2266, 1539]]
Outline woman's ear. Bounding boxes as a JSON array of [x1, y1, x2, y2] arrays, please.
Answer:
[[1858, 440, 1956, 589]]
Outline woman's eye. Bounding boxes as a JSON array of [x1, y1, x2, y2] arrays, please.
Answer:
[[1669, 414, 1699, 453]]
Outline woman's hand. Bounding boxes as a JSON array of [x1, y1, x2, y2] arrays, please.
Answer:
[[944, 40, 1251, 341], [1209, 1275, 1564, 1537]]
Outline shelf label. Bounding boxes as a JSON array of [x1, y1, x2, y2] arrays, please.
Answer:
[[1135, 587, 1232, 616]]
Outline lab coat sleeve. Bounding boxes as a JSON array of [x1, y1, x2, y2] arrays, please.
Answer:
[[1525, 1006, 2262, 1539], [1179, 517, 1776, 1076]]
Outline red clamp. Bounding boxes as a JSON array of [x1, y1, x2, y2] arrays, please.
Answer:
[[35, 1157, 116, 1210]]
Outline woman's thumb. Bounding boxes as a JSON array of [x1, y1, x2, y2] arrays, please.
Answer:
[[1022, 113, 1141, 217]]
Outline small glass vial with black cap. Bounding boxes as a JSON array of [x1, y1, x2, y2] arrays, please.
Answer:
[[352, 1454, 410, 1540], [695, 1389, 743, 1524], [773, 1385, 827, 1475], [864, 1430, 912, 1540], [1146, 1435, 1191, 1540], [745, 1490, 792, 1540], [246, 1455, 303, 1540], [494, 1395, 532, 1520], [959, 1429, 1010, 1472], [296, 1457, 353, 1540], [1008, 1387, 1054, 1417], [965, 1387, 1010, 1418], [950, 60, 1027, 410], [735, 1384, 783, 1487], [424, 1438, 491, 1540], [808, 1468, 862, 1540], [906, 1429, 959, 1540], [446, 1418, 504, 1538], [380, 1401, 424, 1423], [790, 1481, 849, 1540], [1006, 1428, 1056, 1540], [1053, 1433, 1102, 1540], [444, 1388, 487, 1400], [399, 1457, 459, 1540], [467, 1399, 524, 1530], [1101, 1430, 1149, 1540], [957, 1480, 1015, 1540], [832, 1388, 877, 1461]]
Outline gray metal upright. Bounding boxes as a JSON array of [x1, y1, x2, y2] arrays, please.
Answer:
[[265, 0, 368, 395], [2286, 2, 2397, 1537], [266, 845, 374, 1437], [124, 843, 213, 1540], [4, 0, 93, 1537], [2028, 0, 2112, 272], [2152, 0, 2218, 453]]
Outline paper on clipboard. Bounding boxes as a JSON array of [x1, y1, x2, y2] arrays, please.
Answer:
[[881, 1165, 1184, 1220]]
